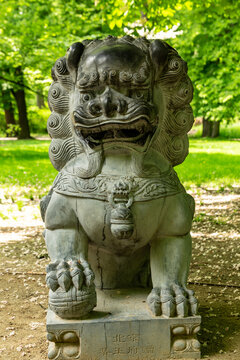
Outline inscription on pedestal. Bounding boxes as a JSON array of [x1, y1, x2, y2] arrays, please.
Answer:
[[47, 301, 201, 360], [79, 318, 172, 360], [96, 332, 160, 360]]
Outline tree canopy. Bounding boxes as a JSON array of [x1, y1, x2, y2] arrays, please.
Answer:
[[171, 0, 240, 135], [0, 0, 239, 137]]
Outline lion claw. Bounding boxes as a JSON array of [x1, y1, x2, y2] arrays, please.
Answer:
[[46, 271, 59, 292], [161, 289, 175, 317], [56, 261, 72, 291], [46, 259, 95, 292], [46, 262, 59, 291], [147, 285, 198, 317], [81, 260, 95, 287], [147, 288, 161, 315], [186, 289, 198, 315], [175, 295, 188, 317]]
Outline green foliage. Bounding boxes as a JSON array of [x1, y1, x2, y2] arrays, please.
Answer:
[[0, 0, 108, 94], [99, 0, 240, 125], [0, 0, 239, 135], [0, 0, 116, 136], [217, 122, 240, 139], [97, 0, 183, 35], [0, 0, 190, 96], [5, 124, 21, 137], [28, 106, 50, 133], [171, 0, 240, 124]]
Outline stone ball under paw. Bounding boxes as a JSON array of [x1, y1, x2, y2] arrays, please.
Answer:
[[49, 285, 96, 319]]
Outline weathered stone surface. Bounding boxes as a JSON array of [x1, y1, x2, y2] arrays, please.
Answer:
[[41, 36, 201, 356], [47, 289, 201, 360]]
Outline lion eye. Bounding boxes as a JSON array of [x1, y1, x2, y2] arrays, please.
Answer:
[[129, 89, 148, 100], [135, 91, 143, 98], [84, 94, 90, 101], [81, 92, 94, 102], [130, 90, 142, 99]]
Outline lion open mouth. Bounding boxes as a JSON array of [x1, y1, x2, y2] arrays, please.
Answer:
[[75, 118, 154, 147]]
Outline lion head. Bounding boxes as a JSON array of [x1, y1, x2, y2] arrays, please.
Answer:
[[47, 36, 194, 174]]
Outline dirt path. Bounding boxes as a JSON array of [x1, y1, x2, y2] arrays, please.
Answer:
[[0, 189, 239, 359]]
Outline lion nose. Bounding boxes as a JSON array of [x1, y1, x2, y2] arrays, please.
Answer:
[[101, 88, 127, 117]]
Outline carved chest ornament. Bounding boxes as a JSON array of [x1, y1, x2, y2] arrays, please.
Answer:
[[53, 167, 183, 202], [109, 180, 134, 239], [52, 166, 184, 241]]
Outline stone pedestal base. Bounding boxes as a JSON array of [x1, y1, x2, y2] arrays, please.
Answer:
[[47, 289, 201, 360]]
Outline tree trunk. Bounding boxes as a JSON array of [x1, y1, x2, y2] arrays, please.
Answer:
[[5, 108, 15, 127], [202, 118, 220, 138], [12, 67, 31, 139], [36, 92, 45, 108], [13, 88, 31, 139], [2, 88, 15, 125], [211, 121, 220, 138], [202, 118, 212, 137]]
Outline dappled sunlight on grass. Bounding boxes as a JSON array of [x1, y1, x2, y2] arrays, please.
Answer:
[[0, 140, 57, 199], [176, 138, 240, 189], [189, 138, 240, 154]]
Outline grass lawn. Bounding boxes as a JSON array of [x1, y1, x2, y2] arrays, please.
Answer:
[[176, 138, 240, 189], [0, 138, 239, 200], [0, 140, 57, 200]]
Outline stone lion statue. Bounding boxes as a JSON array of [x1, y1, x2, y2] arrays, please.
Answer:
[[41, 35, 198, 320]]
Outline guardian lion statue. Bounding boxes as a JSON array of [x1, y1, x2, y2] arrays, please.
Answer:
[[41, 35, 198, 320]]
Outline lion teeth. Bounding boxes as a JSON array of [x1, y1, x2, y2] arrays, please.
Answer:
[[76, 116, 154, 146]]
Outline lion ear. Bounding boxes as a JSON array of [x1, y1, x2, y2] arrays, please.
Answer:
[[150, 40, 169, 79], [66, 42, 85, 81]]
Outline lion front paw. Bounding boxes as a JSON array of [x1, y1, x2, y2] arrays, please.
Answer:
[[46, 259, 96, 319], [147, 285, 198, 318], [46, 259, 95, 292]]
